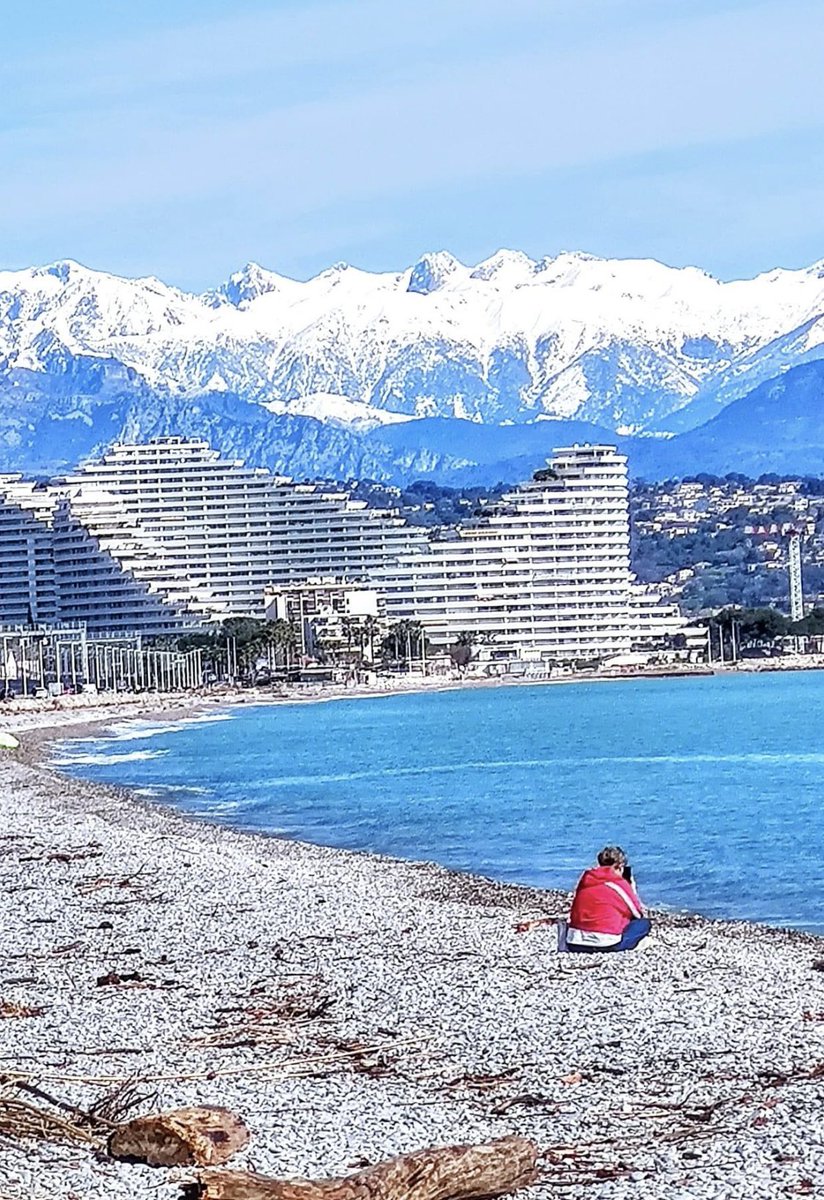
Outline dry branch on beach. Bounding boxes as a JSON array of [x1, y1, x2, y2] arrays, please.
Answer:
[[4, 1053, 822, 1191], [0, 1000, 46, 1019], [0, 1085, 251, 1169], [0, 1075, 145, 1147], [0, 1094, 96, 1147], [0, 1071, 542, 1200], [5, 1034, 425, 1088], [184, 1135, 539, 1200], [188, 985, 339, 1050]]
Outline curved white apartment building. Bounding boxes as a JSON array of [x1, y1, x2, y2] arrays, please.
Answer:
[[47, 438, 427, 631], [0, 439, 684, 656], [0, 476, 59, 626], [0, 471, 213, 636], [384, 445, 678, 661]]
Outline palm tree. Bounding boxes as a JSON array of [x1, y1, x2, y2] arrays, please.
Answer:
[[382, 620, 425, 669], [451, 630, 477, 672], [217, 617, 268, 681], [363, 614, 379, 664], [265, 619, 299, 672], [340, 616, 357, 663]]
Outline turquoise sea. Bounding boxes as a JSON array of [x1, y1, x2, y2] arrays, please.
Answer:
[[54, 672, 824, 933]]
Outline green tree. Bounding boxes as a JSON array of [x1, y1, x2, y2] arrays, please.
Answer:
[[450, 630, 477, 671], [709, 606, 790, 656], [789, 607, 824, 637], [265, 619, 299, 672], [340, 616, 357, 662], [220, 617, 270, 680], [381, 620, 426, 668]]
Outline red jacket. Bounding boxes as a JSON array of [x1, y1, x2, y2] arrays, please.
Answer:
[[569, 866, 643, 936]]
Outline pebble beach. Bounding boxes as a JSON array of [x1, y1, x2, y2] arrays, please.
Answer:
[[2, 702, 824, 1200]]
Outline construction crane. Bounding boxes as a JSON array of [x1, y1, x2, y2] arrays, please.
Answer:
[[745, 519, 809, 624], [788, 529, 805, 623]]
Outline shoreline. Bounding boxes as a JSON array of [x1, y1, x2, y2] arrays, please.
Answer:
[[1, 650, 823, 745], [10, 680, 824, 941], [1, 707, 824, 1197]]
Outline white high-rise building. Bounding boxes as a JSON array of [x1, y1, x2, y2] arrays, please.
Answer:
[[56, 439, 426, 616], [51, 487, 212, 635], [0, 439, 685, 657], [4, 440, 420, 636], [0, 476, 59, 626], [384, 445, 681, 662]]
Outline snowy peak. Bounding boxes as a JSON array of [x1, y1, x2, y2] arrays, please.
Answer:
[[470, 249, 537, 284], [36, 259, 86, 284], [0, 260, 204, 374], [207, 262, 288, 308], [407, 251, 466, 294], [2, 249, 824, 440]]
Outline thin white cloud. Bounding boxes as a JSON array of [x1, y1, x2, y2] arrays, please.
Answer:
[[6, 0, 561, 105], [2, 1, 820, 219], [0, 0, 820, 284]]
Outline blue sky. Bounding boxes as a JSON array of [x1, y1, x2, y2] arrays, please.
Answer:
[[3, 0, 823, 289]]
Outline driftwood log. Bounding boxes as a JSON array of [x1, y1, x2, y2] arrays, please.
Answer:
[[108, 1106, 250, 1167], [187, 1134, 539, 1200]]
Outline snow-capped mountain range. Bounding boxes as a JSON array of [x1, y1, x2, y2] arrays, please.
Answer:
[[2, 250, 824, 482]]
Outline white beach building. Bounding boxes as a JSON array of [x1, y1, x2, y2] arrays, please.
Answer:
[[383, 445, 684, 662], [0, 439, 687, 659], [0, 476, 59, 626], [0, 439, 427, 634], [54, 439, 426, 623]]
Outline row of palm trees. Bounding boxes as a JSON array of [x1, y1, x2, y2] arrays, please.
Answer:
[[381, 624, 490, 671], [172, 617, 300, 680], [338, 614, 380, 663], [380, 619, 428, 667], [163, 616, 456, 681]]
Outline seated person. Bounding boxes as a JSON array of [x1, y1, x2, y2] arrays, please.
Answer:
[[566, 845, 651, 953]]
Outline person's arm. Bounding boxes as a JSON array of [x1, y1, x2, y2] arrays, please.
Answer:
[[622, 865, 644, 911], [604, 878, 643, 919]]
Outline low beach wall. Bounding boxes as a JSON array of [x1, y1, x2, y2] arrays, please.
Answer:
[[1, 715, 823, 1199]]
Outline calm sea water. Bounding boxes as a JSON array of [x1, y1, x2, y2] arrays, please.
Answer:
[[54, 673, 824, 933]]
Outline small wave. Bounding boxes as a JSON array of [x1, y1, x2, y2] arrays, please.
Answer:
[[105, 722, 190, 742], [104, 711, 233, 743], [190, 799, 243, 813], [157, 784, 211, 797], [254, 749, 824, 788], [179, 712, 233, 726], [55, 748, 169, 766], [132, 783, 212, 802]]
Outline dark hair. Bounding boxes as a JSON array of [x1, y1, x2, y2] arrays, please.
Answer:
[[597, 845, 626, 868]]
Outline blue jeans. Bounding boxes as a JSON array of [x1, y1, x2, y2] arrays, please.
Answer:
[[567, 917, 652, 953]]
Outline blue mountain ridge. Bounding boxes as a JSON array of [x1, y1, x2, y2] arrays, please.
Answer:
[[2, 354, 824, 485]]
